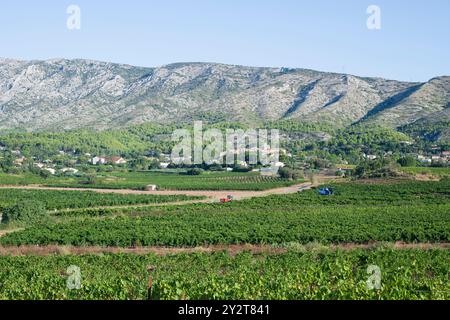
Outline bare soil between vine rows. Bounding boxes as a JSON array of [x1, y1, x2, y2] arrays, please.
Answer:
[[0, 242, 448, 257]]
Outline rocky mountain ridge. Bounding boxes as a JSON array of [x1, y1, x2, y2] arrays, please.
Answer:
[[0, 58, 448, 131]]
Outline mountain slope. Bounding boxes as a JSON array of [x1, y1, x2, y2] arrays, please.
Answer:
[[0, 58, 448, 131], [363, 76, 450, 127]]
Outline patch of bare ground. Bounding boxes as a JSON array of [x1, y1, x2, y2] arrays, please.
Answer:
[[0, 242, 448, 257], [352, 177, 413, 185], [328, 242, 450, 250], [414, 174, 441, 182], [0, 244, 288, 257]]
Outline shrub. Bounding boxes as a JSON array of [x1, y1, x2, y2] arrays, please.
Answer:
[[208, 164, 224, 172], [232, 166, 251, 173], [1, 200, 49, 225], [39, 170, 51, 179], [398, 156, 417, 167], [79, 175, 97, 185], [185, 168, 203, 176], [278, 167, 302, 180]]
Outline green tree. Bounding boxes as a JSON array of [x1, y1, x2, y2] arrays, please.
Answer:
[[185, 168, 203, 176], [39, 170, 51, 179], [2, 200, 49, 225], [398, 156, 417, 167], [278, 167, 302, 180]]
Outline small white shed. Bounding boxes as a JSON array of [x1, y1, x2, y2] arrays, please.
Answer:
[[145, 185, 158, 191]]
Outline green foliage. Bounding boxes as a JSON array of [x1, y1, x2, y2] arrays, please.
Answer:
[[80, 175, 97, 185], [0, 189, 201, 211], [39, 170, 51, 179], [278, 167, 302, 180], [401, 167, 450, 177], [321, 125, 412, 162], [185, 168, 203, 176], [1, 200, 48, 225], [0, 249, 448, 300], [0, 171, 300, 191], [232, 166, 252, 173], [2, 180, 448, 247], [398, 156, 418, 167], [0, 123, 178, 159], [263, 120, 336, 133], [399, 121, 450, 148], [354, 159, 401, 178]]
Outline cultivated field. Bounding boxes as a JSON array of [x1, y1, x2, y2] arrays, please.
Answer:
[[0, 189, 203, 211], [0, 249, 448, 300], [0, 171, 301, 191], [0, 178, 448, 300], [401, 167, 450, 178]]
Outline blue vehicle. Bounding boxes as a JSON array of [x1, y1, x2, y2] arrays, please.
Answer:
[[319, 188, 334, 196]]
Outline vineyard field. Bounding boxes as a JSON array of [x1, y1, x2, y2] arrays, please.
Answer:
[[2, 204, 447, 246], [401, 167, 450, 177], [2, 180, 449, 247], [0, 171, 300, 191], [0, 189, 202, 211], [0, 249, 448, 300], [0, 179, 448, 301], [45, 171, 300, 191]]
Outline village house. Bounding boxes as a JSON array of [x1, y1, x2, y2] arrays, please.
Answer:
[[61, 168, 79, 174], [107, 156, 127, 165], [145, 185, 158, 191], [44, 168, 56, 175], [431, 155, 442, 161], [34, 163, 45, 169], [417, 155, 432, 164], [92, 156, 107, 165], [364, 154, 377, 160], [14, 156, 26, 166], [238, 161, 248, 167], [159, 162, 170, 169]]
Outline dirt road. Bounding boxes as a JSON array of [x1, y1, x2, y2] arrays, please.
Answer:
[[0, 181, 318, 202]]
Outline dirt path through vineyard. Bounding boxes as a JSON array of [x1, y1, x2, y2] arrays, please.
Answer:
[[0, 242, 448, 256], [0, 181, 320, 202], [0, 174, 342, 202]]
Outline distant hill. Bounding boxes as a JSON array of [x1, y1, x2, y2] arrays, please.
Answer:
[[0, 58, 448, 131]]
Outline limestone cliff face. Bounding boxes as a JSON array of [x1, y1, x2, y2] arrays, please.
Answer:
[[0, 58, 448, 131]]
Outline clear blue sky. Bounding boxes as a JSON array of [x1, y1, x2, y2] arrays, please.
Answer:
[[1, 0, 449, 82]]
